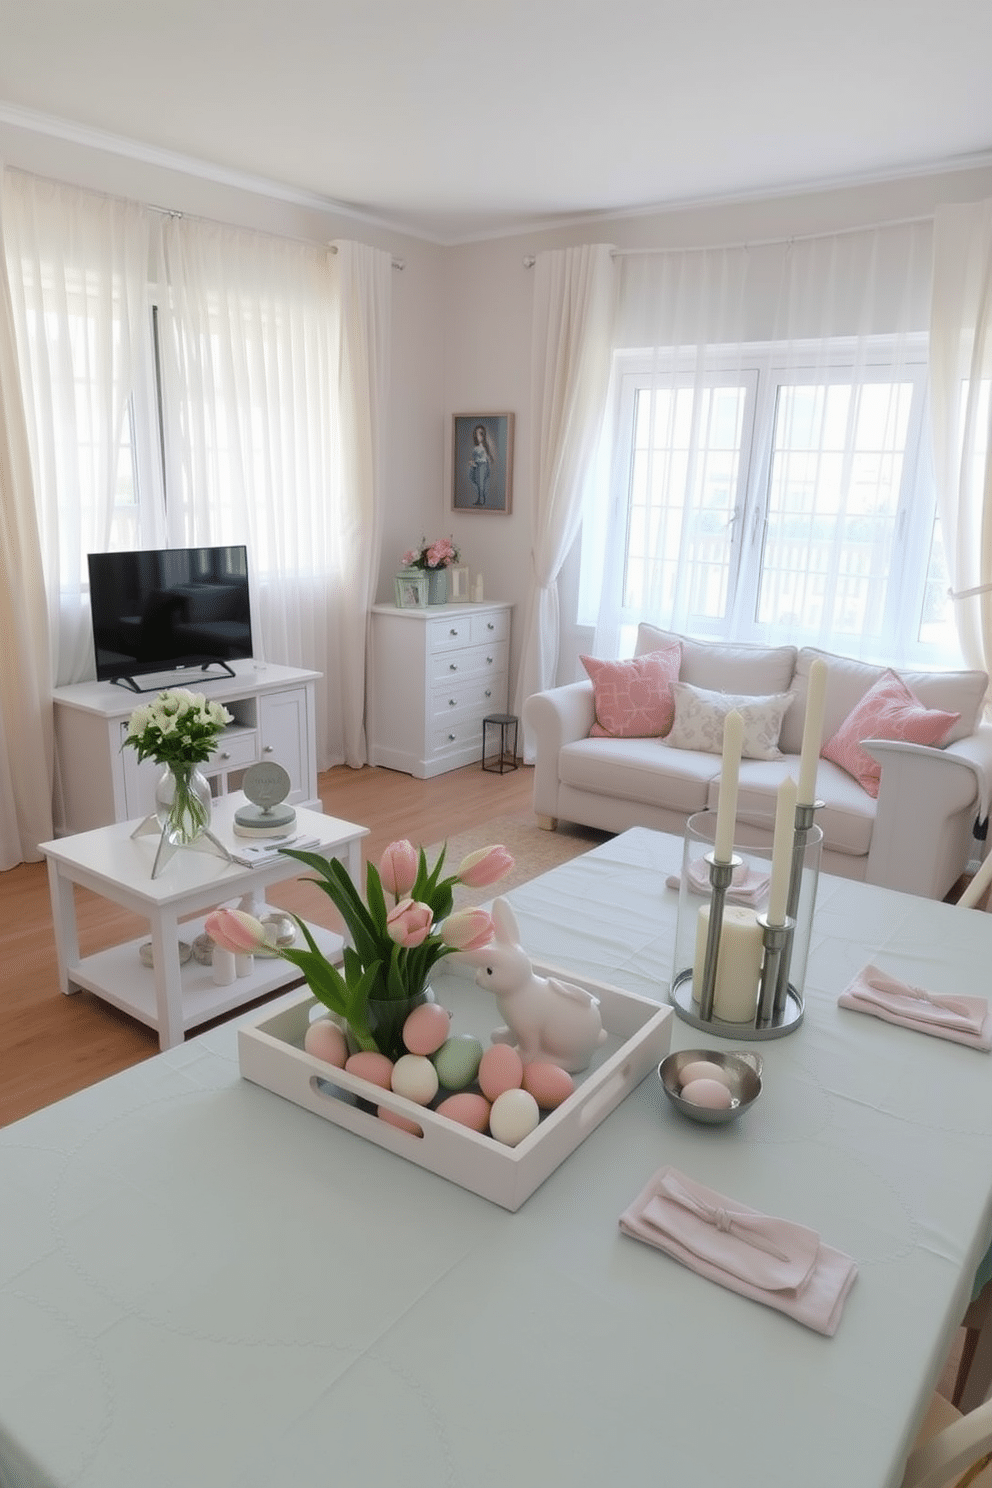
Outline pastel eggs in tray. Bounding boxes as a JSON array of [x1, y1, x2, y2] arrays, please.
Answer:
[[303, 1003, 576, 1146], [658, 1048, 763, 1125]]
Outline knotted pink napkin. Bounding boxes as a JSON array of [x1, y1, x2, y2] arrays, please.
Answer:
[[665, 859, 770, 906], [619, 1166, 857, 1336], [837, 964, 991, 1051]]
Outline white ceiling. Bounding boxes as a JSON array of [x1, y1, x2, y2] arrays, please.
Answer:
[[2, 0, 992, 244]]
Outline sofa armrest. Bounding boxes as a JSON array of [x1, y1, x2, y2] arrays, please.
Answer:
[[944, 724, 992, 822], [862, 733, 990, 897], [522, 682, 596, 821]]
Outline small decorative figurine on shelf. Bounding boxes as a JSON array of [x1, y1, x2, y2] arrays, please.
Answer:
[[457, 897, 607, 1073]]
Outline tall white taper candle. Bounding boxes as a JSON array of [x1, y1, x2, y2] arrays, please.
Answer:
[[714, 709, 744, 863], [767, 775, 798, 925], [797, 659, 828, 806]]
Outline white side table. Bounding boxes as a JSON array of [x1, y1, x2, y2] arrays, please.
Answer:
[[39, 795, 367, 1050]]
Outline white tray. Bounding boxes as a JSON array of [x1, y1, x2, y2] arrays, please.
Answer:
[[237, 961, 673, 1210]]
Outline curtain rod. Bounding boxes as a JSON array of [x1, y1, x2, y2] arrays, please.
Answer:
[[151, 206, 405, 268], [521, 212, 933, 267]]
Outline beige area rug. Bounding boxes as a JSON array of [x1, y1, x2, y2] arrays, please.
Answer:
[[424, 813, 610, 909]]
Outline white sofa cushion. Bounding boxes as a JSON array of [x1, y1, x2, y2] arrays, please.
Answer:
[[635, 624, 797, 696], [558, 737, 716, 815], [779, 646, 988, 756], [707, 757, 876, 859]]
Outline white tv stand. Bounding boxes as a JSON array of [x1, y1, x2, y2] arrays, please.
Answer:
[[52, 660, 321, 836]]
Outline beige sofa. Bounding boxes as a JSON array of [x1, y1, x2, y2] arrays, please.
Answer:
[[523, 625, 992, 900]]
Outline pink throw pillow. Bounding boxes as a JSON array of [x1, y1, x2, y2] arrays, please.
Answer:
[[581, 642, 682, 738], [821, 670, 960, 798]]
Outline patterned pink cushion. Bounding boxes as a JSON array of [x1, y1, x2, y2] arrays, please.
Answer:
[[821, 670, 960, 798], [581, 642, 682, 738]]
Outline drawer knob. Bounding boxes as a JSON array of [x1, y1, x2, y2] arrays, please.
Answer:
[[448, 698, 456, 707], [486, 656, 493, 664], [487, 622, 495, 630], [449, 663, 458, 672], [219, 751, 230, 761], [448, 733, 456, 742], [485, 689, 492, 698], [449, 628, 459, 637], [263, 744, 274, 754]]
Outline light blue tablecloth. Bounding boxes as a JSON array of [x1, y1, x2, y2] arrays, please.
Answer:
[[3, 827, 992, 1488]]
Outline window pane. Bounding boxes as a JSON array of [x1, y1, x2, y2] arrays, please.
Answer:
[[624, 383, 746, 623], [757, 380, 913, 637]]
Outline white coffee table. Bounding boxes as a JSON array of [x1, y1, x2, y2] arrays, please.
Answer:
[[39, 795, 367, 1050]]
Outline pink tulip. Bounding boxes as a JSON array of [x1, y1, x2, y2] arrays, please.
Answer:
[[204, 907, 269, 954], [379, 839, 418, 898], [440, 908, 495, 952], [456, 844, 513, 889], [386, 898, 434, 948]]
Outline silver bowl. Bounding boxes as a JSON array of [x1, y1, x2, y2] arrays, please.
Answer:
[[658, 1048, 763, 1125]]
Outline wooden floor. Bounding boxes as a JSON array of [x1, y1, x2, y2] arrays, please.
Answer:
[[0, 762, 534, 1129]]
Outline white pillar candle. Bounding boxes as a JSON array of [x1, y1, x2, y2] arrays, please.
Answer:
[[797, 659, 828, 806], [713, 709, 744, 863], [236, 953, 254, 978], [693, 903, 763, 1023], [767, 775, 798, 926], [211, 945, 236, 986]]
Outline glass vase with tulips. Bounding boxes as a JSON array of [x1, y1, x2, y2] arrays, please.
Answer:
[[210, 839, 513, 1060]]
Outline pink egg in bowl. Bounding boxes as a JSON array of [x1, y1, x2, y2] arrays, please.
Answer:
[[658, 1049, 762, 1125]]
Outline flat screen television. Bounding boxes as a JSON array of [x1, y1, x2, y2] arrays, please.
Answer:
[[87, 545, 254, 691]]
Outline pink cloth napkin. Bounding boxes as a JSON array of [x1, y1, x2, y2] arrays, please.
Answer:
[[837, 964, 992, 1051], [666, 858, 770, 906], [619, 1166, 857, 1336]]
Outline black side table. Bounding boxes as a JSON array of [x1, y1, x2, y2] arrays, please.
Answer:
[[482, 713, 519, 774]]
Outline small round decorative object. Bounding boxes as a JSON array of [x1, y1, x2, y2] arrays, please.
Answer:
[[433, 1034, 484, 1091], [478, 1044, 524, 1102], [489, 1088, 541, 1147], [304, 1018, 348, 1068], [521, 1061, 574, 1110], [436, 1092, 491, 1132], [345, 1051, 394, 1090], [391, 1054, 439, 1106], [139, 939, 192, 968], [233, 761, 297, 835], [402, 1002, 451, 1057], [658, 1048, 762, 1126]]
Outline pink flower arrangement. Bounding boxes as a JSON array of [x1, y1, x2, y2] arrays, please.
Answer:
[[233, 837, 513, 1060], [402, 536, 460, 571]]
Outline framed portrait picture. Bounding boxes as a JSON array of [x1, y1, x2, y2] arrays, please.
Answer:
[[452, 413, 514, 514], [449, 564, 470, 602], [394, 570, 428, 609]]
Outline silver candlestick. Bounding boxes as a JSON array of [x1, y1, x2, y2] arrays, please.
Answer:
[[773, 800, 822, 1017], [695, 852, 741, 1023]]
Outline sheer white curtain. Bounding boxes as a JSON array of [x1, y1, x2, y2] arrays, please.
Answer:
[[929, 198, 992, 678], [0, 175, 53, 866], [3, 169, 158, 684], [333, 239, 392, 766], [586, 221, 936, 666], [585, 245, 753, 657], [157, 219, 389, 769], [514, 244, 616, 756]]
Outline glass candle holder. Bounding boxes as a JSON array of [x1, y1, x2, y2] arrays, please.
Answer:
[[669, 809, 822, 1040]]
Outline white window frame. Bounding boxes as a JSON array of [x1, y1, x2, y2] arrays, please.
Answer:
[[601, 334, 954, 666]]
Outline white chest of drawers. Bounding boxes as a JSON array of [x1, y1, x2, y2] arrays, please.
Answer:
[[368, 602, 512, 778]]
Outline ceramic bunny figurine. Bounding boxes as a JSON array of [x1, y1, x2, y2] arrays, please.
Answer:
[[458, 897, 607, 1073]]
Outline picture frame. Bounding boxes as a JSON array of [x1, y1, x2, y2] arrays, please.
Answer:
[[452, 413, 514, 514], [394, 569, 428, 609], [449, 564, 470, 602]]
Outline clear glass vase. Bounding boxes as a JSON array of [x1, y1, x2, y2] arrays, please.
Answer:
[[350, 986, 432, 1063], [155, 763, 213, 847]]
